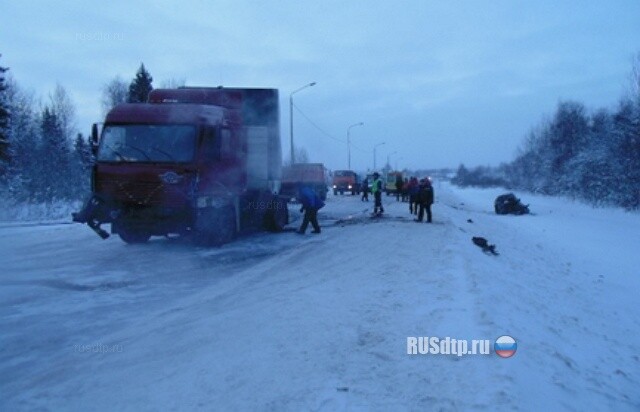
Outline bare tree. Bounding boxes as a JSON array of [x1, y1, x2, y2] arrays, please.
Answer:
[[284, 147, 310, 166], [630, 51, 640, 100], [101, 76, 128, 116], [160, 78, 186, 89], [48, 83, 76, 141]]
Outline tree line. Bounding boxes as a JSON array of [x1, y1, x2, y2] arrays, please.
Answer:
[[0, 59, 155, 204], [453, 55, 640, 210]]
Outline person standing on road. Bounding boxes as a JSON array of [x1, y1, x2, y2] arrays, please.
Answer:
[[416, 178, 434, 223], [401, 177, 409, 202], [407, 177, 419, 215], [361, 177, 369, 202], [371, 172, 384, 215], [395, 174, 403, 202], [297, 185, 324, 234]]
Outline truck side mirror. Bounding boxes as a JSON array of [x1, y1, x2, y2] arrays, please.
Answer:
[[91, 123, 100, 155]]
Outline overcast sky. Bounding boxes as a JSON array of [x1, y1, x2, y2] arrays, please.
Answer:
[[2, 1, 639, 171]]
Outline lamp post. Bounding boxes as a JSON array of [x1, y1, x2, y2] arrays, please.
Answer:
[[289, 81, 316, 164], [373, 142, 386, 170], [387, 151, 397, 170], [347, 122, 364, 170], [395, 156, 403, 171]]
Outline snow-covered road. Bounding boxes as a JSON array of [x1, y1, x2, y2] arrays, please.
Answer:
[[1, 182, 638, 411]]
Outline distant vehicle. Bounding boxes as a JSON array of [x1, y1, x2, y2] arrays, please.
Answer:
[[281, 163, 328, 201], [385, 171, 403, 195], [332, 170, 361, 195], [365, 173, 375, 188], [73, 87, 288, 245], [494, 193, 530, 215]]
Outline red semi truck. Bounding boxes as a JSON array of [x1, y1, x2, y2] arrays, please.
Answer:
[[73, 87, 288, 245], [280, 163, 328, 201]]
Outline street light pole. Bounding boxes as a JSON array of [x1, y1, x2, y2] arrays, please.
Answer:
[[395, 156, 403, 171], [289, 81, 316, 164], [347, 122, 364, 170], [373, 142, 386, 170], [387, 151, 397, 170]]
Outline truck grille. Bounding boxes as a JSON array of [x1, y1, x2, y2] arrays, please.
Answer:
[[101, 179, 191, 208]]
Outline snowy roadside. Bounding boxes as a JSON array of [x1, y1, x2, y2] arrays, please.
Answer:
[[1, 184, 638, 410], [0, 198, 81, 226], [444, 182, 640, 409]]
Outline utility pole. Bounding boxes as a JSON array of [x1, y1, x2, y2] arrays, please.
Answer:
[[289, 82, 316, 164], [373, 142, 386, 170], [347, 122, 364, 169]]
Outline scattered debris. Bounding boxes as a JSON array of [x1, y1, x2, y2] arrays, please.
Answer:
[[472, 237, 499, 255]]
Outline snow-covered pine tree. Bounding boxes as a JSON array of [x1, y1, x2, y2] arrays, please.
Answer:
[[71, 132, 92, 199], [39, 107, 70, 201], [3, 79, 38, 201], [612, 99, 640, 209], [0, 55, 9, 175], [127, 63, 153, 103], [452, 164, 469, 186], [547, 101, 589, 195]]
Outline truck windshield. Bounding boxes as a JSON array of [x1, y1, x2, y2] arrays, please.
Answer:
[[97, 124, 196, 163]]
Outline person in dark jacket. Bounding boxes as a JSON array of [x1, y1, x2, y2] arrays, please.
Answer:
[[395, 175, 403, 201], [407, 177, 419, 215], [297, 185, 324, 234], [361, 177, 369, 202], [371, 172, 384, 215], [416, 178, 434, 223], [401, 178, 409, 202]]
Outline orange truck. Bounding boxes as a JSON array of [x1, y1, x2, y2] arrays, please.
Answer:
[[331, 170, 360, 195]]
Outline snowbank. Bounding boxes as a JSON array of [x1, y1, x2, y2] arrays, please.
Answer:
[[1, 183, 638, 410], [0, 197, 80, 223]]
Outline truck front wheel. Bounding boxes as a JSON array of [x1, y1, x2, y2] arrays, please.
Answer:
[[194, 206, 236, 246], [265, 199, 289, 232], [116, 222, 151, 244]]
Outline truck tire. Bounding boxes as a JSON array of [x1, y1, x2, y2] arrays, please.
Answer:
[[116, 222, 151, 244], [265, 199, 289, 232], [194, 206, 236, 246]]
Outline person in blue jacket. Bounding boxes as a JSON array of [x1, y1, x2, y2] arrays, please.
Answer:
[[297, 185, 324, 234]]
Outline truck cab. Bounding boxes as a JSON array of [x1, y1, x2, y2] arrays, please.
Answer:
[[331, 170, 360, 195], [74, 87, 288, 245]]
